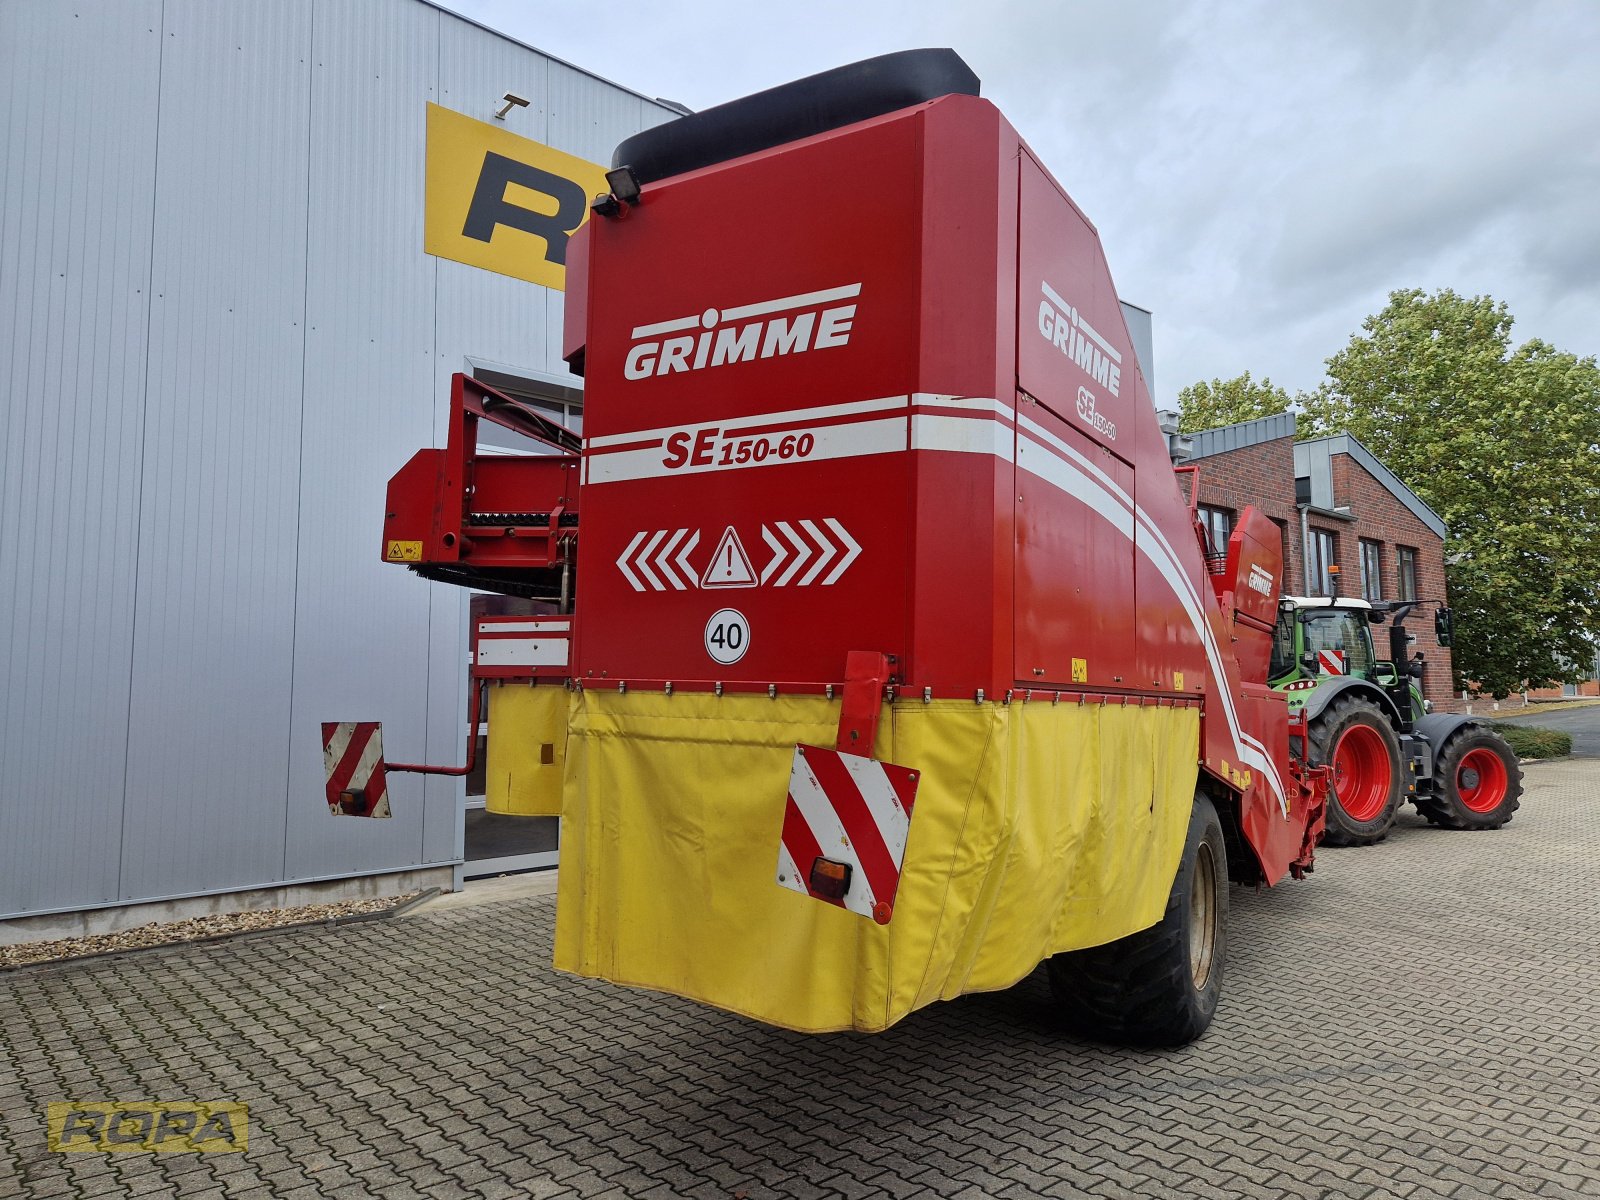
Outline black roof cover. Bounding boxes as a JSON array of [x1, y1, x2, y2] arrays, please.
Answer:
[[611, 48, 980, 184]]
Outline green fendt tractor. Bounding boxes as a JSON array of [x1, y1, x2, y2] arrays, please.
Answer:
[[1268, 595, 1522, 846]]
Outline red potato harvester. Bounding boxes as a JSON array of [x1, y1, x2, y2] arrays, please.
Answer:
[[363, 49, 1335, 1044]]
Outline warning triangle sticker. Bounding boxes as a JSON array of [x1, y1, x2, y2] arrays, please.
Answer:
[[700, 526, 757, 589]]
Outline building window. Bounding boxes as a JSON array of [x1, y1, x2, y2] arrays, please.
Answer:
[[1309, 528, 1337, 595], [1360, 539, 1383, 601], [1270, 605, 1297, 679], [1398, 546, 1418, 601], [1198, 505, 1233, 558], [468, 363, 584, 452]]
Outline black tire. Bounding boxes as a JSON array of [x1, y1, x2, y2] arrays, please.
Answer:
[[1308, 695, 1403, 847], [1413, 726, 1523, 830], [1046, 793, 1227, 1047]]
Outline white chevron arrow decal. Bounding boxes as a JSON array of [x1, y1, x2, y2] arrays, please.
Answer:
[[760, 525, 788, 585], [797, 519, 836, 586], [616, 531, 648, 592], [634, 530, 668, 590], [773, 522, 812, 587], [674, 530, 700, 584], [656, 528, 688, 590], [822, 518, 860, 584]]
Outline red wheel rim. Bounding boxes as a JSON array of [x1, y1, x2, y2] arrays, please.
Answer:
[[1331, 725, 1391, 821], [1456, 747, 1509, 813]]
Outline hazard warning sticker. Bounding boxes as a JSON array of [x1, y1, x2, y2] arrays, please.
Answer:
[[701, 526, 757, 588], [616, 519, 861, 592]]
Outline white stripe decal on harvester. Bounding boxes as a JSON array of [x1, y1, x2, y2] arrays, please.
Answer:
[[629, 283, 863, 340], [586, 394, 1014, 484], [480, 620, 570, 633], [475, 638, 569, 667], [911, 414, 1016, 462], [722, 282, 862, 323], [1016, 438, 1133, 538], [586, 418, 906, 485], [585, 394, 907, 451]]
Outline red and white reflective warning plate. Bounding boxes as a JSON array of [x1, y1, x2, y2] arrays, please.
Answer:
[[777, 744, 920, 924], [321, 722, 392, 818], [1317, 649, 1348, 676]]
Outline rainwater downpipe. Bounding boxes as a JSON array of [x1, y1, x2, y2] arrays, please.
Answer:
[[1298, 503, 1312, 595]]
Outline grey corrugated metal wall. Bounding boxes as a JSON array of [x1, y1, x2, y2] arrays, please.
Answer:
[[0, 0, 674, 917]]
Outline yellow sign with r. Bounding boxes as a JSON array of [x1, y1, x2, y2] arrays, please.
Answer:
[[424, 103, 610, 290]]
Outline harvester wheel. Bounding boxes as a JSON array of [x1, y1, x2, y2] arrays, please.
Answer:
[[1413, 726, 1523, 830], [1046, 793, 1226, 1047], [1309, 696, 1402, 846]]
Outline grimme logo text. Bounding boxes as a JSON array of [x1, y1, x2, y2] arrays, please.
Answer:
[[47, 1102, 249, 1153], [624, 283, 860, 380], [1036, 278, 1123, 399]]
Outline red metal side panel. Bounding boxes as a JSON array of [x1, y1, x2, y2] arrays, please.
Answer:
[[562, 221, 590, 366], [1014, 400, 1137, 689], [1235, 683, 1304, 877], [904, 97, 1013, 698], [1133, 459, 1210, 700], [573, 110, 926, 686], [1016, 154, 1133, 465]]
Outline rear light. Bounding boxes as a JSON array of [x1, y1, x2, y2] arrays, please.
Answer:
[[339, 789, 368, 814], [809, 857, 852, 902]]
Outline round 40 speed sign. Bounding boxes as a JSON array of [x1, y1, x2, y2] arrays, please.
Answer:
[[704, 609, 751, 665]]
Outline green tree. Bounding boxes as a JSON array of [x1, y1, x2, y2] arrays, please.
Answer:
[[1176, 371, 1296, 433], [1304, 288, 1600, 696]]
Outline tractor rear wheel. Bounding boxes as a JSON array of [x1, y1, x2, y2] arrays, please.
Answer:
[[1046, 793, 1226, 1046], [1413, 727, 1523, 830], [1309, 695, 1403, 846]]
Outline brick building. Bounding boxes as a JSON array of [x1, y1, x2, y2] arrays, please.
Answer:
[[1182, 413, 1461, 712]]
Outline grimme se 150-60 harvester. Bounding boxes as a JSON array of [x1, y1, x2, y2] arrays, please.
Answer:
[[357, 49, 1443, 1045]]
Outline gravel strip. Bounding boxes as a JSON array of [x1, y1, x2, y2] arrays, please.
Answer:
[[1493, 698, 1600, 717], [0, 892, 420, 969]]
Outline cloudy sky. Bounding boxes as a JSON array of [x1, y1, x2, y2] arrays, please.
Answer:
[[453, 0, 1599, 406]]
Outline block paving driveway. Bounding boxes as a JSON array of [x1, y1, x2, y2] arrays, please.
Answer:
[[3, 759, 1598, 1199]]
